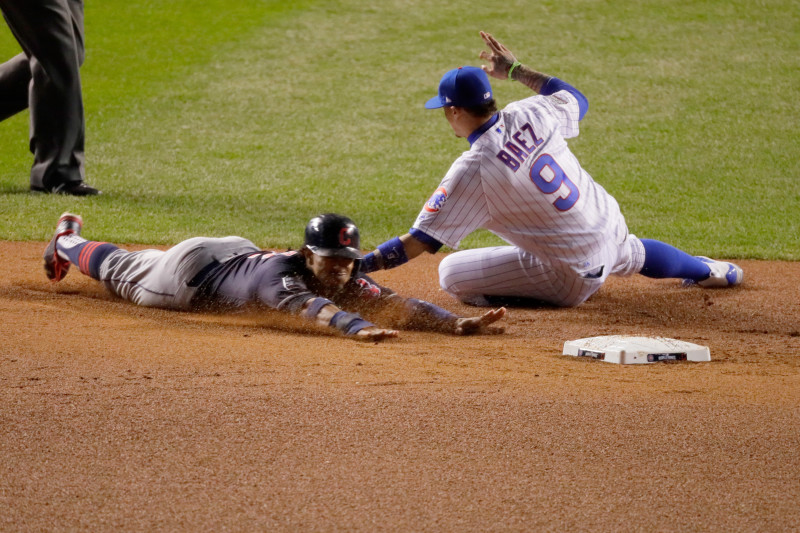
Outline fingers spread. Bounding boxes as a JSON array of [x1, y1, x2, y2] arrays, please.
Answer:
[[454, 307, 507, 335], [484, 33, 502, 51], [481, 307, 507, 326]]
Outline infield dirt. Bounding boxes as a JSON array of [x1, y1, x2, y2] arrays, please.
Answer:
[[1, 241, 798, 531]]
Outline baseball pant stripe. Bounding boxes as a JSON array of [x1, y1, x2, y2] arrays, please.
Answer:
[[78, 241, 104, 275]]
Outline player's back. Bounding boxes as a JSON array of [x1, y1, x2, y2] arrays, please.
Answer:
[[192, 250, 307, 309], [473, 93, 626, 264]]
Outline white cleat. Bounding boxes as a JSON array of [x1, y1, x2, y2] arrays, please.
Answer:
[[684, 256, 743, 288]]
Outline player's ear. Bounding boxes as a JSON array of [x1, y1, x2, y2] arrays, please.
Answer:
[[300, 246, 314, 266]]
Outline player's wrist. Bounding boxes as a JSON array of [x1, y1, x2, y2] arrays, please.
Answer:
[[508, 60, 522, 80], [330, 310, 374, 335], [376, 237, 409, 270], [302, 297, 334, 319], [404, 298, 459, 332], [361, 251, 383, 273]]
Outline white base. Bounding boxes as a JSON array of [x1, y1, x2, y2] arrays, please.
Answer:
[[563, 335, 710, 364]]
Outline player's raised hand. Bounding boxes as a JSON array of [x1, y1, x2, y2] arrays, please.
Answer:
[[453, 307, 507, 335], [479, 31, 517, 80], [354, 326, 399, 342]]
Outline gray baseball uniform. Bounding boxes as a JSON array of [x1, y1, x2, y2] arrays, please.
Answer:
[[57, 234, 259, 309]]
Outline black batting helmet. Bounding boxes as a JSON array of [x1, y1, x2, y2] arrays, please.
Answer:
[[303, 213, 362, 259]]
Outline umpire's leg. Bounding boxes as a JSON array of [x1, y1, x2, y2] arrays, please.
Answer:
[[0, 52, 30, 121], [0, 0, 85, 190]]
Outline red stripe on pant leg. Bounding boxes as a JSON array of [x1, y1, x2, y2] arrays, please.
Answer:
[[78, 242, 102, 275], [77, 242, 96, 274]]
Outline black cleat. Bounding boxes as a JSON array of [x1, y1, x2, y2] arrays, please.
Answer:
[[32, 182, 101, 196]]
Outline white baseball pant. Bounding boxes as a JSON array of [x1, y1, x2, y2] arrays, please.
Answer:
[[438, 234, 646, 307]]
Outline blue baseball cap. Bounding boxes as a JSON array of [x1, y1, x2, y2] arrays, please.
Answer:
[[424, 66, 494, 109]]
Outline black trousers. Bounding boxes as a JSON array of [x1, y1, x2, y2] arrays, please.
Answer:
[[0, 0, 85, 189]]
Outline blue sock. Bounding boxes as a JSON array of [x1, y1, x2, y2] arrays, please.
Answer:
[[640, 239, 711, 280]]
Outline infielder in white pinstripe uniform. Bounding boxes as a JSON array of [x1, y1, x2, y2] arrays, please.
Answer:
[[361, 32, 743, 307]]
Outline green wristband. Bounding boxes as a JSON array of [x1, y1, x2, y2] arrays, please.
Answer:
[[508, 60, 522, 80]]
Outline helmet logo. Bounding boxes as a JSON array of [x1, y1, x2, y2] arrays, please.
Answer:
[[339, 227, 352, 246], [305, 214, 360, 255]]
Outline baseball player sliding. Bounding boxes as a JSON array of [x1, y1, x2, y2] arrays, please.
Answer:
[[361, 31, 743, 307], [43, 212, 505, 341]]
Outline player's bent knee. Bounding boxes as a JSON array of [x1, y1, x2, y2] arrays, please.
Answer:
[[438, 256, 490, 305], [438, 255, 465, 294]]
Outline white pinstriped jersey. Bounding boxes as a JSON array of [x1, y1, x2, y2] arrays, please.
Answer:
[[412, 90, 628, 267]]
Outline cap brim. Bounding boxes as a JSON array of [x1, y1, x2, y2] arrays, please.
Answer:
[[424, 95, 446, 109], [307, 246, 362, 260]]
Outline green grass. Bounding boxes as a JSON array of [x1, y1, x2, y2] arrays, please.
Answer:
[[1, 0, 798, 258]]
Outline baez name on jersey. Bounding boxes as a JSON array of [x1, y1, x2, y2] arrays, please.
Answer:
[[495, 122, 543, 171]]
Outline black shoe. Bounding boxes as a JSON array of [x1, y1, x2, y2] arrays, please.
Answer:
[[31, 182, 101, 196]]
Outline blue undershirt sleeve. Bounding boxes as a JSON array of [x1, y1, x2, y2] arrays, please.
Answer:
[[408, 228, 443, 252], [541, 76, 589, 121]]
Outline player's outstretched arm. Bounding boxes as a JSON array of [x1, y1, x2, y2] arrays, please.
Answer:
[[303, 297, 399, 341], [387, 295, 507, 335]]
